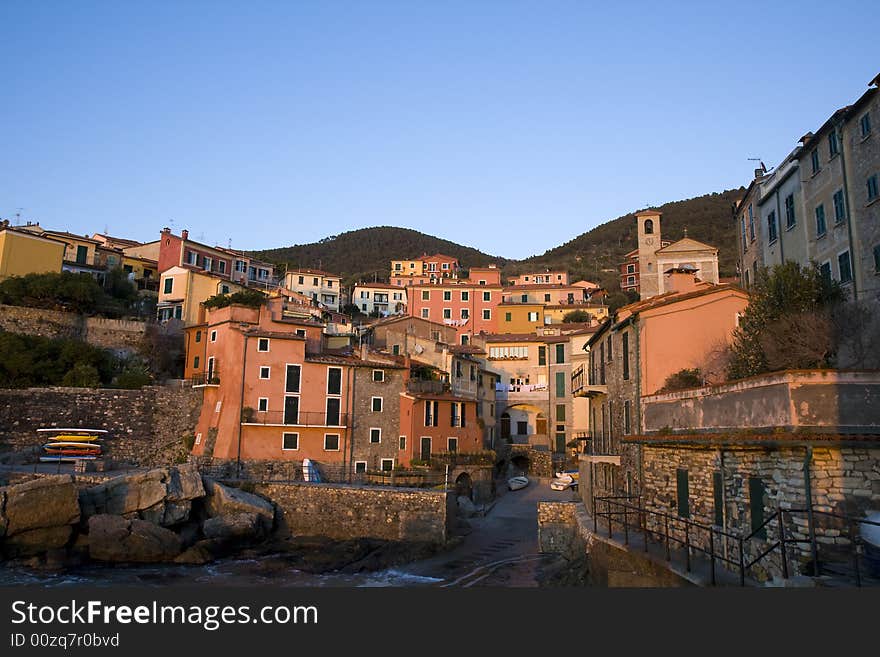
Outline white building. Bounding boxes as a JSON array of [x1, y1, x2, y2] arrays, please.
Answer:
[[353, 283, 407, 316], [283, 268, 342, 311]]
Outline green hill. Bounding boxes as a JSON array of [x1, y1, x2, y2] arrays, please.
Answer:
[[509, 188, 745, 291], [254, 189, 745, 291], [255, 226, 507, 286]]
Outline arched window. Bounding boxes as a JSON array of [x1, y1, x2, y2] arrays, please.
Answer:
[[644, 219, 654, 234]]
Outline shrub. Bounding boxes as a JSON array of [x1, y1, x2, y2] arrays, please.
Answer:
[[202, 289, 267, 310], [658, 368, 703, 393], [61, 363, 101, 387], [114, 366, 152, 389]]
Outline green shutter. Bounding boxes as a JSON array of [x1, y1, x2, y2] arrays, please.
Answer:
[[538, 346, 546, 366], [556, 404, 565, 421], [555, 343, 564, 363], [676, 468, 689, 518], [713, 471, 723, 527], [749, 477, 766, 538], [555, 371, 565, 396]]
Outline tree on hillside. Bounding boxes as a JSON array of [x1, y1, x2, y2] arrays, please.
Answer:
[[562, 309, 592, 323], [726, 262, 844, 380]]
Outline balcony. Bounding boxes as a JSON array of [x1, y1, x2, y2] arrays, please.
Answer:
[[191, 371, 220, 387], [571, 365, 607, 398], [495, 382, 549, 402], [240, 410, 349, 428]]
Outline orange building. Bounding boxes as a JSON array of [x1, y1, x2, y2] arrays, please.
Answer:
[[390, 253, 461, 287], [399, 393, 483, 464]]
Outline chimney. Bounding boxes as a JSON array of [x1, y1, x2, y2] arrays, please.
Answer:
[[360, 342, 369, 361], [754, 168, 764, 179], [162, 227, 171, 234], [181, 229, 189, 240]]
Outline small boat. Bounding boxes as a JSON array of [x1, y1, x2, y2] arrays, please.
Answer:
[[303, 458, 322, 483], [37, 428, 107, 442], [42, 442, 102, 457], [46, 434, 100, 442], [40, 455, 98, 462], [508, 475, 529, 491]]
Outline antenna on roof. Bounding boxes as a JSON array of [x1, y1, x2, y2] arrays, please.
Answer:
[[748, 157, 767, 174]]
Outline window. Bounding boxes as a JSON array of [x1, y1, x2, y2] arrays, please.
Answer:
[[749, 477, 766, 538], [295, 329, 306, 338], [741, 217, 747, 251], [482, 309, 491, 320], [258, 338, 269, 352], [187, 251, 198, 266], [505, 312, 512, 322], [748, 204, 755, 242], [399, 436, 406, 450], [392, 344, 400, 356], [297, 275, 304, 285], [421, 290, 430, 301], [372, 370, 385, 382], [811, 148, 820, 174], [447, 437, 458, 452], [622, 332, 630, 380], [627, 275, 635, 286], [370, 428, 381, 443], [193, 356, 200, 369], [163, 278, 173, 294], [312, 278, 318, 286], [868, 175, 879, 202], [627, 264, 635, 274], [605, 336, 612, 361], [327, 367, 342, 395], [203, 256, 212, 271], [713, 471, 724, 527], [258, 398, 269, 412], [676, 468, 690, 518], [815, 204, 827, 237], [218, 260, 226, 274], [874, 245, 880, 273], [443, 290, 451, 301], [556, 404, 565, 422], [527, 311, 538, 322], [784, 194, 796, 229], [544, 293, 551, 303], [210, 330, 217, 342], [324, 434, 340, 451], [421, 308, 429, 319], [555, 371, 565, 397], [380, 459, 394, 471], [286, 365, 301, 392], [282, 433, 299, 450], [555, 343, 565, 364], [819, 261, 832, 284], [283, 396, 298, 423], [450, 402, 466, 428], [259, 366, 270, 379], [424, 400, 438, 427], [623, 400, 631, 435], [355, 461, 367, 474], [644, 219, 654, 234], [483, 291, 491, 302], [461, 291, 469, 301], [767, 211, 778, 242], [326, 397, 341, 425], [861, 112, 872, 138], [220, 284, 230, 294], [538, 346, 546, 366], [461, 309, 469, 319], [829, 130, 839, 157], [838, 251, 853, 284], [521, 294, 528, 303], [372, 397, 382, 412], [443, 308, 451, 319], [833, 189, 846, 223]]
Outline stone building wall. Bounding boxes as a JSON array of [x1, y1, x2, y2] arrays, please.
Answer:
[[0, 385, 203, 467], [351, 367, 404, 470], [638, 443, 880, 581], [0, 304, 147, 353], [254, 481, 449, 544]]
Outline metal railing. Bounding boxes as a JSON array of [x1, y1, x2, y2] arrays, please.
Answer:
[[191, 372, 220, 386], [239, 410, 349, 427], [592, 494, 880, 587]]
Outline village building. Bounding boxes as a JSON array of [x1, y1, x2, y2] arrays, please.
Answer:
[[352, 283, 407, 316], [214, 246, 277, 289], [157, 265, 248, 324], [390, 253, 460, 287], [155, 227, 235, 280], [0, 222, 66, 281], [575, 272, 749, 507], [507, 270, 570, 286], [282, 268, 342, 312]]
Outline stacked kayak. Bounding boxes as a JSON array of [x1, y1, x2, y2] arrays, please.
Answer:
[[38, 428, 106, 462]]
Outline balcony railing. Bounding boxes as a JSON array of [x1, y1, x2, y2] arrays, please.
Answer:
[[240, 410, 349, 427], [191, 372, 220, 386]]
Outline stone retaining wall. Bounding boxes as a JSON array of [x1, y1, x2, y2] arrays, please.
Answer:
[[254, 482, 450, 544], [0, 304, 147, 353], [0, 385, 203, 467]]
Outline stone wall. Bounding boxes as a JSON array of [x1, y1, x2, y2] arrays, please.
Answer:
[[496, 443, 553, 478], [538, 501, 582, 556], [638, 443, 880, 581], [0, 304, 147, 353], [0, 385, 203, 467], [253, 481, 450, 544], [351, 366, 404, 470]]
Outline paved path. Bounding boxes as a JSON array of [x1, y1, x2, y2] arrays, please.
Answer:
[[400, 478, 579, 586]]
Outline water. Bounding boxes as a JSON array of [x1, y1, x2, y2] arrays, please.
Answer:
[[0, 555, 444, 588]]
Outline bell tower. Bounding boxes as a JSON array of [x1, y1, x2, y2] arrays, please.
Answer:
[[635, 209, 662, 299]]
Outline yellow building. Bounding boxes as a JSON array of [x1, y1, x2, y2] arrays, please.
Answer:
[[158, 266, 248, 325], [543, 303, 608, 324], [121, 254, 159, 292], [0, 225, 65, 281], [498, 303, 546, 333]]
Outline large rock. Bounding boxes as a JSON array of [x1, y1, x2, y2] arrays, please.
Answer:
[[80, 470, 169, 518], [4, 475, 80, 536], [167, 466, 205, 502], [88, 514, 182, 562], [174, 539, 224, 565], [203, 513, 265, 541], [203, 479, 274, 525], [3, 526, 73, 558]]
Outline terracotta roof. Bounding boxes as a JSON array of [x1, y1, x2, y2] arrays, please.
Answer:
[[44, 230, 102, 244], [448, 345, 486, 355], [484, 333, 568, 344], [286, 268, 340, 278], [306, 354, 406, 369], [635, 209, 662, 217], [619, 282, 745, 317]]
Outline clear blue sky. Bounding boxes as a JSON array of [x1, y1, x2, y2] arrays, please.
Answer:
[[1, 1, 876, 260]]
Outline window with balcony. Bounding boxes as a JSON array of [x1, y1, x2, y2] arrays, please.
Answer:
[[286, 364, 301, 393]]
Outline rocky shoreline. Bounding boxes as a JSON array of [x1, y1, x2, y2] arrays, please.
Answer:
[[0, 467, 449, 577]]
